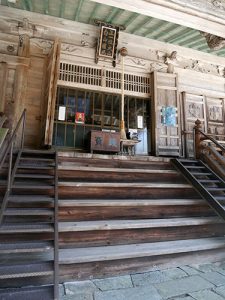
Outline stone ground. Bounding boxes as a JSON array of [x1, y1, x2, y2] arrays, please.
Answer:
[[59, 261, 225, 300]]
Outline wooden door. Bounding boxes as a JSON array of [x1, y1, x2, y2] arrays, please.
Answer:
[[43, 39, 61, 146], [182, 93, 207, 157], [151, 72, 181, 156], [206, 97, 225, 143]]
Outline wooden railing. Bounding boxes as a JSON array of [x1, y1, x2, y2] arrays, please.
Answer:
[[194, 119, 225, 181], [0, 109, 26, 224]]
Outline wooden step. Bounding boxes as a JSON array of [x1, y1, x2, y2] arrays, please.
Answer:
[[12, 184, 54, 190], [0, 224, 53, 233], [59, 182, 192, 188], [191, 172, 213, 176], [0, 285, 53, 300], [58, 217, 223, 232], [199, 179, 221, 183], [4, 208, 53, 216], [17, 165, 54, 170], [0, 262, 53, 279], [8, 195, 54, 203], [59, 198, 205, 207], [14, 174, 54, 179], [59, 237, 225, 264], [206, 187, 225, 191], [22, 149, 55, 155], [0, 241, 53, 254]]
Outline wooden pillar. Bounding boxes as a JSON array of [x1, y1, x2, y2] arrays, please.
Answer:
[[0, 62, 8, 113], [194, 119, 202, 159]]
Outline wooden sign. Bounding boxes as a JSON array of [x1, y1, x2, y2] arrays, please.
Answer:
[[98, 26, 117, 58], [94, 20, 125, 67]]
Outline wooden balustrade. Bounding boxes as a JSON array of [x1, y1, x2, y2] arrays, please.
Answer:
[[194, 119, 225, 180]]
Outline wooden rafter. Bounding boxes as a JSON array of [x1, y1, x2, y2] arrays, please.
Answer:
[[129, 16, 151, 34], [44, 0, 49, 14], [88, 3, 100, 23], [153, 24, 179, 40], [179, 35, 203, 47], [74, 0, 84, 21], [123, 12, 139, 28], [164, 27, 191, 43], [172, 31, 200, 45], [108, 8, 124, 23], [60, 0, 65, 18]]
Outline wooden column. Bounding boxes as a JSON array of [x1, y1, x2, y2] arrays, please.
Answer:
[[0, 62, 8, 113]]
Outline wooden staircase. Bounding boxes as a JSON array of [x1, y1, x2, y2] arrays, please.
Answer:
[[0, 149, 58, 300], [57, 156, 225, 281], [1, 153, 225, 297]]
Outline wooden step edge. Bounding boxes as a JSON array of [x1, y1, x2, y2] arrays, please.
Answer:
[[0, 242, 53, 254], [59, 237, 225, 264], [12, 185, 54, 190], [4, 208, 54, 216], [59, 199, 205, 207], [0, 224, 53, 233], [58, 165, 178, 174], [0, 285, 53, 299], [15, 174, 54, 179], [0, 270, 53, 279], [58, 182, 192, 188], [58, 217, 222, 232]]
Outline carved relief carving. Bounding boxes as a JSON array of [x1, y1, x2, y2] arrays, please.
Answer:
[[128, 57, 147, 66], [200, 31, 225, 50], [211, 0, 225, 11], [187, 103, 202, 119], [31, 38, 53, 54], [61, 43, 83, 55], [149, 62, 167, 72], [208, 105, 223, 121]]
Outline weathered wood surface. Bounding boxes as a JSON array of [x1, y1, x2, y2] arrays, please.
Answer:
[[60, 237, 225, 264]]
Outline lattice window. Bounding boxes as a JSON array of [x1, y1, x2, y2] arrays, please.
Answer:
[[124, 74, 150, 94], [59, 63, 102, 86], [59, 62, 150, 95]]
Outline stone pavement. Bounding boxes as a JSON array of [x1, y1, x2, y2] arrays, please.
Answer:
[[59, 261, 225, 300]]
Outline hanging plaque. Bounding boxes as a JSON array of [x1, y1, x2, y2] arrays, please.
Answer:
[[99, 26, 117, 58]]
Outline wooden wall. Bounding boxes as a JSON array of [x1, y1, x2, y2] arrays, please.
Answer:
[[0, 7, 225, 149]]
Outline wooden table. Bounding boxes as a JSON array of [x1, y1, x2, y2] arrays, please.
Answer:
[[120, 139, 141, 155]]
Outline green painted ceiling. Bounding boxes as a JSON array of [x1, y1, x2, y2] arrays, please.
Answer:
[[1, 0, 225, 57]]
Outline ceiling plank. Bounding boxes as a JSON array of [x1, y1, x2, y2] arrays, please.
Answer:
[[179, 37, 204, 47], [164, 27, 192, 43], [22, 0, 32, 11], [154, 24, 179, 40], [110, 8, 124, 23], [123, 12, 139, 28], [74, 0, 84, 21], [144, 20, 167, 38], [89, 0, 225, 39], [88, 3, 100, 23], [106, 7, 119, 23], [170, 31, 200, 45], [60, 0, 66, 18], [147, 22, 175, 39], [129, 16, 153, 34], [44, 0, 49, 14]]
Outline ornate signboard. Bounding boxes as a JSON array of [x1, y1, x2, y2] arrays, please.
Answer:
[[94, 20, 125, 67]]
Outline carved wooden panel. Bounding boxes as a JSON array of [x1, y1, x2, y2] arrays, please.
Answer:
[[183, 93, 207, 157], [206, 97, 225, 142], [151, 72, 181, 156]]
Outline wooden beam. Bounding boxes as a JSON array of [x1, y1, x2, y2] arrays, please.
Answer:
[[0, 62, 8, 113], [44, 0, 49, 14], [129, 16, 153, 34], [74, 0, 84, 21], [123, 12, 139, 28], [88, 3, 100, 23], [60, 0, 66, 18]]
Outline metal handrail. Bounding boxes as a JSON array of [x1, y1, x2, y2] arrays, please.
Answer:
[[0, 109, 26, 225], [54, 150, 59, 300]]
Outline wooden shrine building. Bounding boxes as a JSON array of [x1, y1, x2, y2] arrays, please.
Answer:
[[0, 0, 225, 299]]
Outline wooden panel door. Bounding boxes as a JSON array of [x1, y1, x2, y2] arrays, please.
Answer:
[[206, 97, 225, 143], [182, 93, 207, 157], [151, 72, 181, 156], [43, 39, 61, 146]]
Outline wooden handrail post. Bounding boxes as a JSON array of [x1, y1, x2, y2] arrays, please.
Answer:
[[194, 119, 202, 159]]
